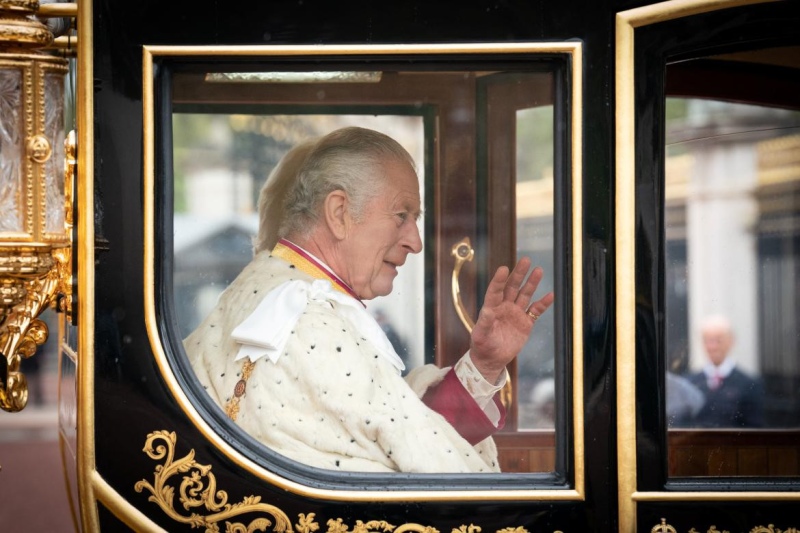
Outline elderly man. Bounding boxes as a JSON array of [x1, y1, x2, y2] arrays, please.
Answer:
[[688, 315, 764, 428], [186, 127, 554, 473]]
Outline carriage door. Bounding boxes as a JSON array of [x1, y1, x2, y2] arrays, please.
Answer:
[[616, 1, 800, 530], [84, 39, 599, 532]]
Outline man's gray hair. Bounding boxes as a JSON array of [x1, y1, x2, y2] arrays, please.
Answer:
[[254, 138, 318, 253], [273, 126, 416, 245]]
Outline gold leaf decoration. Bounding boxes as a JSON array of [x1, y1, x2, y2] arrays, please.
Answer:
[[653, 519, 679, 533], [327, 518, 351, 533], [326, 518, 396, 533], [134, 430, 581, 533], [297, 513, 321, 533], [751, 526, 800, 533], [661, 521, 800, 533], [394, 525, 440, 533], [135, 430, 292, 532], [354, 521, 396, 533]]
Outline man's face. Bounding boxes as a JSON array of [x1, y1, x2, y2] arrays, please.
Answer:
[[702, 325, 734, 366], [339, 158, 423, 300]]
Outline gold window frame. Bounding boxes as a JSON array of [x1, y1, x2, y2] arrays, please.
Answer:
[[140, 42, 585, 503]]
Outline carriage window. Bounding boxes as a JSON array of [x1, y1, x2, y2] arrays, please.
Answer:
[[164, 59, 574, 479], [665, 96, 800, 477]]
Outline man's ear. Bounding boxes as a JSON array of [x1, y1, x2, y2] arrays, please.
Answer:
[[323, 189, 349, 240]]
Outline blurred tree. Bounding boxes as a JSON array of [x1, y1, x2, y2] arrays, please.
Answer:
[[172, 114, 218, 213]]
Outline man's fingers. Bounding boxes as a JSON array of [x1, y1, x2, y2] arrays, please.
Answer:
[[472, 304, 496, 341], [503, 257, 531, 301], [515, 265, 543, 308], [526, 291, 555, 318], [482, 266, 510, 308], [485, 259, 550, 313]]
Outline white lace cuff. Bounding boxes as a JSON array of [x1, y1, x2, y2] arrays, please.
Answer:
[[454, 351, 506, 426]]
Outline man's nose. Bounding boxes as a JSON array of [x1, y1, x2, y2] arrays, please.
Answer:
[[403, 222, 423, 254]]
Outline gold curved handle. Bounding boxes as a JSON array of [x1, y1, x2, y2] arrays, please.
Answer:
[[450, 237, 476, 333], [450, 237, 512, 408]]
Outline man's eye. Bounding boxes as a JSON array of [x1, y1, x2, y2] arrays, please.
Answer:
[[396, 212, 408, 222]]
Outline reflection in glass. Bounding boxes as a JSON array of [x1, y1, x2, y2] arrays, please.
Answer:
[[465, 68, 560, 474], [44, 72, 66, 235], [516, 106, 555, 429], [665, 97, 800, 477]]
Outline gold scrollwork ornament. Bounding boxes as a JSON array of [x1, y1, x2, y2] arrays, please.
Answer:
[[0, 257, 60, 411], [135, 430, 292, 532], [661, 521, 800, 533], [137, 430, 568, 533], [326, 518, 396, 533]]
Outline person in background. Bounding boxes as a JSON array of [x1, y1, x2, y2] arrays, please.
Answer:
[[528, 377, 556, 429], [186, 127, 554, 473], [688, 315, 764, 428], [666, 371, 704, 427]]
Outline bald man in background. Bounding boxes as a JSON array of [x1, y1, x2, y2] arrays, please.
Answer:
[[688, 316, 764, 428]]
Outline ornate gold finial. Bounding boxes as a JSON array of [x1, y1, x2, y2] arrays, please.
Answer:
[[0, 0, 53, 48], [1, 253, 60, 410], [0, 0, 71, 411]]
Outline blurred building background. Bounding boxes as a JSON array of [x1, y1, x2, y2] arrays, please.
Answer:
[[664, 98, 800, 427]]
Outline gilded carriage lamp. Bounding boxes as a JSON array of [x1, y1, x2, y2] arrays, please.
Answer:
[[0, 0, 72, 412]]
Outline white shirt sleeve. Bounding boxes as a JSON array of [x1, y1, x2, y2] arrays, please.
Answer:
[[453, 351, 507, 426]]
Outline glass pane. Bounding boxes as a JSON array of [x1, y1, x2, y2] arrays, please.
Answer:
[[44, 71, 66, 236], [665, 97, 800, 477], [0, 67, 24, 234], [516, 106, 555, 430]]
